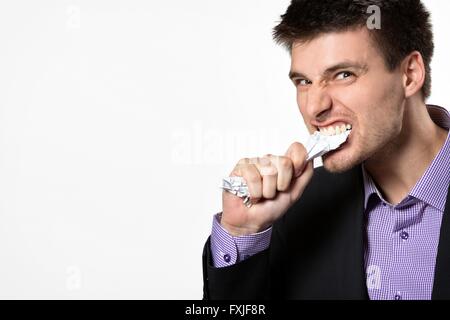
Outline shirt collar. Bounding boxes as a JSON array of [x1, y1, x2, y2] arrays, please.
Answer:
[[362, 105, 450, 211], [362, 166, 381, 209]]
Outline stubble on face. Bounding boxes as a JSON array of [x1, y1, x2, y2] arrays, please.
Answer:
[[290, 29, 406, 174], [322, 88, 405, 173]]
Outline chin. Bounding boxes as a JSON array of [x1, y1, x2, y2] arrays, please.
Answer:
[[322, 157, 358, 173], [321, 145, 364, 173], [320, 128, 374, 173]]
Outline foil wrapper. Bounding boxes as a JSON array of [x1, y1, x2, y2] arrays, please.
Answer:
[[305, 130, 351, 161], [221, 130, 351, 208], [222, 176, 252, 207]]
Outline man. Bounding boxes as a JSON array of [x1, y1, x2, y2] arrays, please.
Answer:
[[202, 0, 449, 300]]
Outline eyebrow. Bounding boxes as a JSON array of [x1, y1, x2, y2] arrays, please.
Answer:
[[288, 62, 368, 81]]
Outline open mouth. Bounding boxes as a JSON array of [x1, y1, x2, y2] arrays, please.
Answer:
[[324, 127, 353, 157], [305, 122, 353, 162], [316, 122, 352, 136]]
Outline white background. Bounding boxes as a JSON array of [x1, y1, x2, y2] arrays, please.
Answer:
[[0, 0, 449, 299]]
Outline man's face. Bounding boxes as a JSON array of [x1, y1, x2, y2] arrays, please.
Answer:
[[290, 28, 406, 172]]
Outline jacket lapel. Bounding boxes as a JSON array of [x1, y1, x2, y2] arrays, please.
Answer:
[[339, 166, 369, 299], [432, 186, 450, 300]]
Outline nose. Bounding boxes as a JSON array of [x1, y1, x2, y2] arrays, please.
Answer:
[[300, 84, 332, 124]]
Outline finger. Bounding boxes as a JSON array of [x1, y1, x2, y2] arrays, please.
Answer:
[[290, 161, 314, 202], [253, 157, 278, 199], [285, 142, 308, 178], [231, 161, 263, 203], [264, 154, 294, 192]]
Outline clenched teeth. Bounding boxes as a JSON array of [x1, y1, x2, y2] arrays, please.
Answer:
[[318, 124, 352, 136]]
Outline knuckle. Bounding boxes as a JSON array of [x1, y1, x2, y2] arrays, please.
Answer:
[[257, 156, 271, 166], [259, 165, 277, 176], [294, 142, 307, 155], [278, 156, 293, 170], [246, 171, 261, 184], [238, 157, 251, 165], [230, 166, 241, 177]]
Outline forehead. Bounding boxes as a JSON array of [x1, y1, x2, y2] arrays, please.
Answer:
[[290, 28, 379, 73]]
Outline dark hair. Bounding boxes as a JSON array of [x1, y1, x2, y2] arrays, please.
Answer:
[[273, 0, 434, 99]]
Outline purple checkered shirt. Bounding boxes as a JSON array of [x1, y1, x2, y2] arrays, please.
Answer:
[[210, 105, 450, 300]]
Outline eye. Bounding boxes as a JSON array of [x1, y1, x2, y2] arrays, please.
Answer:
[[295, 79, 312, 87], [335, 71, 354, 80]]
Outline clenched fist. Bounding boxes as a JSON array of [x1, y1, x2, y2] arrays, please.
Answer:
[[221, 142, 314, 236]]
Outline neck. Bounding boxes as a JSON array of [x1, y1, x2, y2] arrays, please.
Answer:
[[365, 101, 448, 204]]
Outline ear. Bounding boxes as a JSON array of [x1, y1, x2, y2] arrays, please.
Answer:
[[402, 51, 426, 99]]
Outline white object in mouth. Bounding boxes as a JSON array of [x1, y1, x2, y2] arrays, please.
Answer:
[[305, 129, 351, 161]]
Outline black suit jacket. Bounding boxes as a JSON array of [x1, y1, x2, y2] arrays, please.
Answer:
[[202, 166, 450, 299]]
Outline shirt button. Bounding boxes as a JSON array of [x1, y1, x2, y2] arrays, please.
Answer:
[[400, 231, 409, 241], [223, 254, 231, 263], [394, 293, 402, 300]]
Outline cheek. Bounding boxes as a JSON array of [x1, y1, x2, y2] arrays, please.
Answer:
[[355, 93, 403, 149], [328, 76, 376, 111], [297, 89, 305, 106], [297, 91, 308, 116], [331, 75, 401, 125], [365, 79, 404, 124]]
